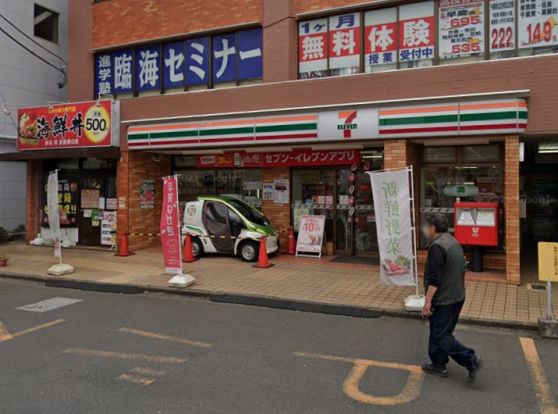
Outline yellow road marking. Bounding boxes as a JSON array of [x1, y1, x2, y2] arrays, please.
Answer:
[[118, 327, 213, 348], [0, 319, 65, 343], [63, 348, 187, 364], [117, 373, 155, 386], [130, 366, 167, 376], [519, 337, 558, 414], [0, 321, 13, 341], [294, 351, 424, 406]]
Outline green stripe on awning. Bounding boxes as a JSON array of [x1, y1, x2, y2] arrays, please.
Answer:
[[255, 123, 317, 133], [128, 133, 149, 140], [150, 130, 198, 139], [379, 114, 458, 126], [460, 111, 524, 122], [199, 126, 254, 136]]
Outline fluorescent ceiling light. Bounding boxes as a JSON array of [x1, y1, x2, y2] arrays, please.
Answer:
[[538, 140, 558, 154]]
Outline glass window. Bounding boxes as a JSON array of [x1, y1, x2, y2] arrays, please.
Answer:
[[422, 146, 457, 162], [292, 169, 335, 240], [420, 163, 504, 248], [438, 0, 485, 64], [206, 202, 228, 224], [364, 8, 398, 73], [463, 144, 500, 162], [34, 4, 59, 43], [328, 13, 361, 76], [398, 1, 436, 69], [227, 198, 269, 226]]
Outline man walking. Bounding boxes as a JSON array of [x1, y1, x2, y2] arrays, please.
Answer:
[[421, 213, 483, 383]]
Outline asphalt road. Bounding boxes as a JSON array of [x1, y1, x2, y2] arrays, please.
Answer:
[[0, 278, 556, 414]]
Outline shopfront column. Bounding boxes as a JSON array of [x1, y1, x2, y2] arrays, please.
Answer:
[[504, 136, 521, 285], [25, 160, 42, 242], [261, 167, 291, 252]]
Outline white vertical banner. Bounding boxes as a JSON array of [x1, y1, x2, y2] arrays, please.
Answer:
[[47, 170, 62, 260], [368, 167, 416, 286]]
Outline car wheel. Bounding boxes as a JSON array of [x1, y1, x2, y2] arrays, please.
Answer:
[[191, 238, 203, 258], [239, 241, 258, 262]]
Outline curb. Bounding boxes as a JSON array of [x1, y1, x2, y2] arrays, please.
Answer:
[[0, 271, 537, 331]]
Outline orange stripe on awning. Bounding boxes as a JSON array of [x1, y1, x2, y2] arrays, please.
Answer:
[[379, 105, 458, 116], [460, 101, 526, 111], [128, 114, 318, 133]]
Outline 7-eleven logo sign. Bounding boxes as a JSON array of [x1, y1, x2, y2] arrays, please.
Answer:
[[337, 111, 358, 138]]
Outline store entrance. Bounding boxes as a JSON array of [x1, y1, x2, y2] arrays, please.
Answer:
[[520, 140, 558, 282], [291, 150, 383, 257]]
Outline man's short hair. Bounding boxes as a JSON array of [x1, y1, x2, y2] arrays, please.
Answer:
[[425, 213, 449, 233]]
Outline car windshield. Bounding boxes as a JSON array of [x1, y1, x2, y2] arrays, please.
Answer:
[[226, 199, 269, 226]]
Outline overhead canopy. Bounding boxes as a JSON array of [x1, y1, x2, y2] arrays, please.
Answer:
[[0, 147, 121, 162]]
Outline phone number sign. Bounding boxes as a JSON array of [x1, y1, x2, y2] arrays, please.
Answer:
[[17, 100, 118, 150]]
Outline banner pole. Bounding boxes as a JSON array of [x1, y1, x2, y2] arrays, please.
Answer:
[[409, 165, 419, 296]]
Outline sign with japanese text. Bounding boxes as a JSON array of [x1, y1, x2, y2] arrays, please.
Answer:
[[298, 18, 328, 74], [490, 0, 516, 51], [140, 180, 155, 209], [365, 8, 398, 67], [399, 1, 436, 62], [136, 45, 161, 92], [538, 242, 558, 282], [439, 0, 485, 58], [94, 29, 261, 95], [518, 0, 558, 48], [329, 13, 361, 70], [185, 37, 210, 86], [368, 168, 415, 286], [42, 179, 78, 228], [163, 41, 186, 89], [17, 100, 118, 151], [112, 49, 133, 95], [160, 176, 182, 274], [47, 170, 62, 258], [296, 215, 326, 257], [196, 149, 360, 168]]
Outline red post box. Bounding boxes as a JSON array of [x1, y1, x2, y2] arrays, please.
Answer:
[[454, 202, 499, 272], [454, 202, 499, 246]]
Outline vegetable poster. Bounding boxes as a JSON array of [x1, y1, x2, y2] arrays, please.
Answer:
[[368, 168, 415, 286]]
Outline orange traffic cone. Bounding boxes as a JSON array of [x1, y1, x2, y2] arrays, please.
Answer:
[[182, 233, 197, 263], [254, 236, 273, 268], [115, 233, 134, 257], [287, 226, 296, 255]]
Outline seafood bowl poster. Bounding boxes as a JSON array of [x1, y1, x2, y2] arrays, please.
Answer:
[[368, 168, 415, 286]]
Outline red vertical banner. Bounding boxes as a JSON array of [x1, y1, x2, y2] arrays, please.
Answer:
[[160, 176, 182, 274]]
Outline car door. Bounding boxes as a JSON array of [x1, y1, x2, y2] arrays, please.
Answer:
[[202, 201, 235, 254]]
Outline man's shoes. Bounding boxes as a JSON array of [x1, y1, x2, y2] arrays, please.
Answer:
[[422, 363, 448, 378], [467, 354, 484, 383]]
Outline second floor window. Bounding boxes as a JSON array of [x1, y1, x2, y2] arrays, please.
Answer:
[[34, 3, 59, 44]]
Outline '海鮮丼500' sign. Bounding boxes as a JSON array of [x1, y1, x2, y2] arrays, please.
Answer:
[[94, 28, 263, 98]]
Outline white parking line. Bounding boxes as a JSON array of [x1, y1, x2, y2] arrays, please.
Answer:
[[16, 297, 82, 313]]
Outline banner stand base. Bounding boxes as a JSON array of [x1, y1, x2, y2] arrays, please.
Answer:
[[168, 273, 196, 288], [48, 263, 75, 276], [404, 294, 425, 312]]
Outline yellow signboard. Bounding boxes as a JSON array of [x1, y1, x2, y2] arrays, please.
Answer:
[[538, 242, 558, 282]]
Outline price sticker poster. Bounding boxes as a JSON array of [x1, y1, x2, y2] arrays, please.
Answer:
[[518, 0, 558, 48], [439, 0, 485, 58], [490, 0, 516, 52], [17, 100, 114, 150]]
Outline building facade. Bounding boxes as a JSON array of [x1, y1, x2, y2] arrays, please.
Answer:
[[24, 0, 558, 284], [0, 0, 68, 230]]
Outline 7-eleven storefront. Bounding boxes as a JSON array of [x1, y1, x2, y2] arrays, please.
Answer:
[[119, 95, 527, 284]]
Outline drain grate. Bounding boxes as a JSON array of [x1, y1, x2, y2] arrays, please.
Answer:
[[529, 283, 547, 291]]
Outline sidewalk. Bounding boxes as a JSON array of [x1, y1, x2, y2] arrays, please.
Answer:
[[0, 242, 554, 328]]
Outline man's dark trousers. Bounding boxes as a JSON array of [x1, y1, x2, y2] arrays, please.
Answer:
[[429, 300, 476, 370]]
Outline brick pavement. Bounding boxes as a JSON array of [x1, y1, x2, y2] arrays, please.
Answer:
[[0, 242, 555, 327]]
